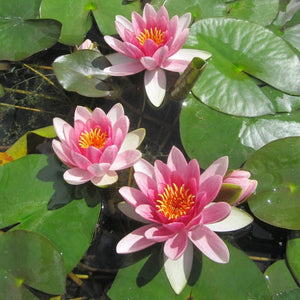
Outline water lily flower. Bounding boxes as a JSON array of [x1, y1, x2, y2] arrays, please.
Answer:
[[103, 4, 211, 107], [117, 146, 232, 294], [52, 103, 145, 187], [223, 170, 257, 206], [77, 39, 99, 51]]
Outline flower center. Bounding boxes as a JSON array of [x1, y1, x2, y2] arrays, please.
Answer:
[[78, 127, 107, 149], [136, 27, 165, 46], [156, 183, 195, 220]]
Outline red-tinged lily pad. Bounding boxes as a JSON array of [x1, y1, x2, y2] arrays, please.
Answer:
[[0, 154, 101, 273], [0, 125, 56, 166], [0, 230, 65, 297], [244, 137, 300, 230]]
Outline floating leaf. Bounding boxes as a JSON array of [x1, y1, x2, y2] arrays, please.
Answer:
[[0, 230, 65, 297], [0, 0, 61, 61], [226, 0, 279, 26], [264, 260, 299, 296], [40, 0, 141, 44], [108, 243, 270, 299], [0, 125, 56, 166], [286, 231, 300, 284], [282, 24, 300, 53], [180, 94, 300, 169], [53, 50, 118, 98], [151, 0, 226, 20], [0, 84, 3, 97], [0, 154, 101, 272], [185, 18, 300, 116], [244, 137, 300, 230]]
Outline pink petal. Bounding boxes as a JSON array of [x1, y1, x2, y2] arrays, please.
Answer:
[[52, 140, 74, 167], [63, 168, 93, 185], [144, 68, 166, 107], [131, 11, 146, 35], [119, 186, 149, 207], [202, 202, 231, 224], [143, 3, 157, 26], [200, 156, 229, 184], [104, 60, 145, 76], [153, 46, 169, 66], [53, 117, 71, 143], [188, 225, 229, 263], [156, 6, 169, 31], [140, 56, 158, 70], [91, 107, 110, 126], [154, 160, 171, 186], [134, 172, 157, 199], [169, 48, 212, 61], [100, 145, 118, 164], [87, 163, 110, 177], [74, 106, 92, 123], [198, 175, 223, 210], [115, 15, 134, 40], [110, 149, 141, 170], [136, 204, 160, 223], [104, 36, 132, 58], [145, 226, 175, 242], [91, 170, 118, 186], [168, 29, 189, 56], [70, 150, 91, 169], [184, 159, 200, 187], [134, 158, 155, 180], [167, 146, 188, 173], [164, 230, 188, 260], [118, 201, 149, 223], [112, 116, 129, 148], [161, 58, 190, 72], [116, 224, 156, 254], [178, 13, 191, 31], [107, 103, 124, 126], [85, 146, 102, 164], [141, 39, 159, 57]]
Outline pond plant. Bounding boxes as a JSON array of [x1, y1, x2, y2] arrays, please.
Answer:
[[0, 0, 300, 299]]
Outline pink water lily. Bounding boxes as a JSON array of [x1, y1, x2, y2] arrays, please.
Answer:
[[52, 103, 145, 187], [117, 146, 232, 294], [103, 4, 211, 107], [223, 170, 257, 205]]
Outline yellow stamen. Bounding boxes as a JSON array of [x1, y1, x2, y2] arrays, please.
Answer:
[[136, 27, 165, 46], [78, 128, 107, 149], [156, 183, 195, 220]]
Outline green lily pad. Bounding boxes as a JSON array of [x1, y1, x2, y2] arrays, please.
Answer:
[[40, 0, 141, 45], [0, 0, 61, 61], [0, 230, 65, 297], [108, 242, 270, 299], [185, 18, 300, 117], [244, 137, 300, 230], [151, 0, 226, 20], [53, 50, 118, 98], [0, 84, 3, 97], [264, 260, 298, 296], [282, 24, 300, 53], [92, 0, 141, 36], [271, 0, 300, 28], [180, 94, 300, 169], [225, 0, 279, 26], [272, 289, 300, 300], [286, 231, 300, 284], [0, 154, 101, 272]]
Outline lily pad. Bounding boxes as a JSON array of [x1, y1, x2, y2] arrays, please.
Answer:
[[0, 84, 3, 97], [180, 94, 300, 169], [0, 154, 101, 272], [151, 0, 226, 19], [286, 231, 300, 284], [0, 230, 65, 297], [40, 0, 141, 45], [225, 0, 279, 26], [244, 137, 300, 230], [185, 18, 300, 117], [0, 0, 61, 61], [53, 50, 118, 98], [108, 242, 270, 299], [264, 260, 299, 296], [0, 125, 56, 166], [282, 24, 300, 53]]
